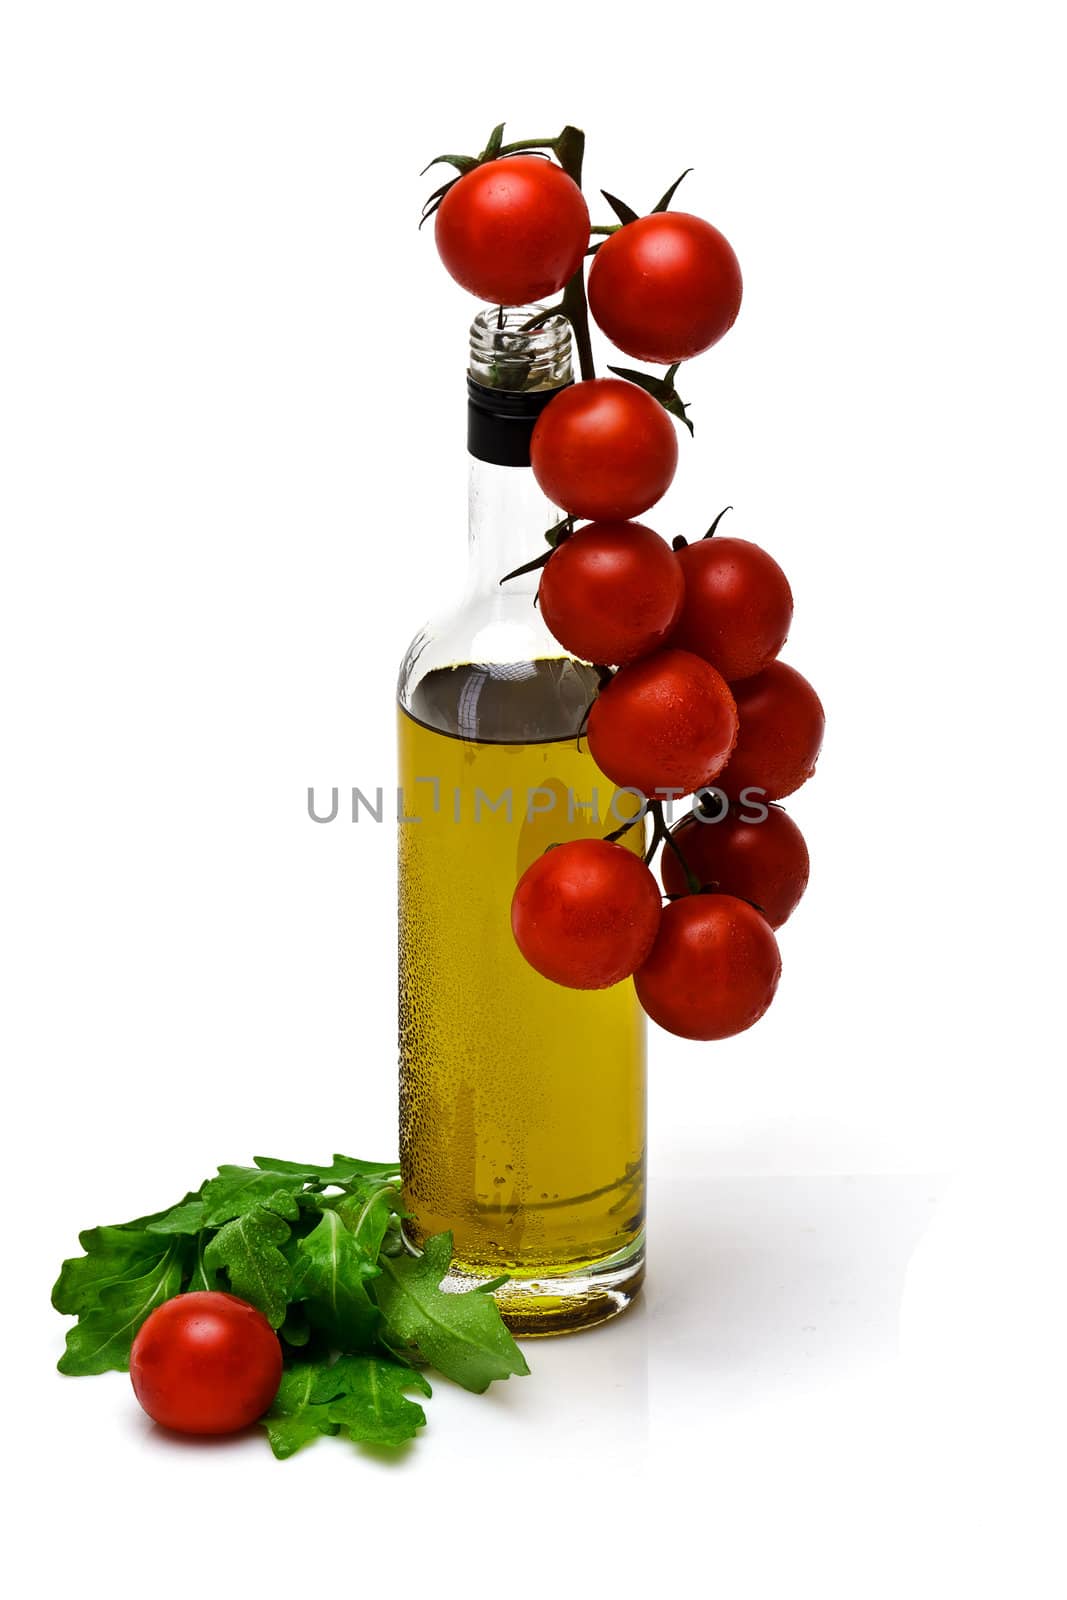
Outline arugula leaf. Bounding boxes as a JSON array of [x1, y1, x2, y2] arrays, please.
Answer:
[[125, 1191, 206, 1232], [204, 1206, 291, 1326], [290, 1210, 380, 1351], [137, 1167, 312, 1236], [372, 1232, 530, 1394], [252, 1154, 401, 1187], [57, 1242, 184, 1375], [198, 1166, 306, 1228], [52, 1226, 172, 1317], [260, 1361, 339, 1460], [185, 1230, 221, 1293], [260, 1355, 430, 1458], [326, 1355, 430, 1448], [145, 1197, 208, 1235], [336, 1182, 401, 1253], [280, 1304, 312, 1348]]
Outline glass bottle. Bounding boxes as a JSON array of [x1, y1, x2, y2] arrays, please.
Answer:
[[397, 307, 646, 1334]]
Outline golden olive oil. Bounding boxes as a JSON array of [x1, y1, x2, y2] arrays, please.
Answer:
[[398, 670, 646, 1306]]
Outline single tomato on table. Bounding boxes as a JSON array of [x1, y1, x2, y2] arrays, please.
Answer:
[[129, 1291, 283, 1435]]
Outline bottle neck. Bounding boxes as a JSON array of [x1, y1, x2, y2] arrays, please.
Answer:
[[462, 304, 572, 602], [466, 454, 559, 597]]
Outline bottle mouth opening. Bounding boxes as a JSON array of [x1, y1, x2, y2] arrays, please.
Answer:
[[469, 304, 573, 393]]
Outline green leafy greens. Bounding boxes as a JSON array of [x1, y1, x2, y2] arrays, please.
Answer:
[[261, 1354, 432, 1458], [52, 1154, 529, 1459], [374, 1233, 528, 1393]]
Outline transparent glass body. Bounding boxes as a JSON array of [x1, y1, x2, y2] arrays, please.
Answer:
[[396, 309, 647, 1334]]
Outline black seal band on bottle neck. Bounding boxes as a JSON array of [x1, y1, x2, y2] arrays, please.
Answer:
[[467, 377, 572, 468]]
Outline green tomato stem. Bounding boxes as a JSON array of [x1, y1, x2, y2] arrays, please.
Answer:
[[554, 125, 597, 382], [624, 799, 701, 892], [658, 812, 701, 893], [497, 137, 562, 156]]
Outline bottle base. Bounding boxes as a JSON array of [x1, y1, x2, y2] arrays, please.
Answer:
[[441, 1232, 646, 1337]]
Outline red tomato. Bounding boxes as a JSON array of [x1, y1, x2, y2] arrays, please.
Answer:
[[511, 838, 662, 989], [129, 1291, 283, 1435], [635, 894, 781, 1040], [587, 648, 737, 800], [434, 156, 590, 306], [588, 212, 743, 364], [531, 379, 679, 521], [717, 661, 825, 801], [671, 536, 793, 681], [660, 804, 810, 929], [539, 520, 684, 665]]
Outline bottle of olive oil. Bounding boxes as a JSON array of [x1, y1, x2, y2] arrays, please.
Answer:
[[397, 308, 646, 1334]]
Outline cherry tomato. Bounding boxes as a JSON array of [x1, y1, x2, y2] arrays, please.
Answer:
[[671, 536, 793, 682], [635, 894, 781, 1040], [434, 156, 590, 306], [129, 1291, 283, 1435], [661, 804, 809, 929], [531, 379, 679, 521], [587, 648, 737, 800], [716, 661, 825, 801], [588, 212, 743, 365], [539, 520, 684, 666], [511, 838, 662, 989]]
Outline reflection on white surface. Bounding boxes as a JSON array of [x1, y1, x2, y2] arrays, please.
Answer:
[[481, 1290, 651, 1452], [418, 1174, 940, 1473], [646, 1174, 942, 1412]]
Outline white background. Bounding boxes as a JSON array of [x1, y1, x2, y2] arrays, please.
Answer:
[[2, 2, 1064, 1593]]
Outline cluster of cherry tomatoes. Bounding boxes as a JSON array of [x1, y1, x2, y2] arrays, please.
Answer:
[[427, 126, 824, 1043], [513, 519, 823, 1043]]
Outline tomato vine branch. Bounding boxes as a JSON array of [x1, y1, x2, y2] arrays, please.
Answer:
[[603, 799, 701, 894], [497, 137, 560, 157], [603, 807, 647, 845], [554, 125, 597, 382], [656, 809, 702, 892]]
